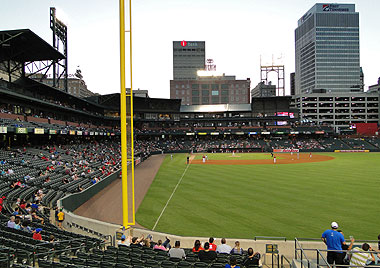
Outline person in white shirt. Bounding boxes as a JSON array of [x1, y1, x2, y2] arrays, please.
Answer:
[[216, 238, 232, 254]]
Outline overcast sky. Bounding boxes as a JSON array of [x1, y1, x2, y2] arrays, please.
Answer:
[[1, 0, 379, 98]]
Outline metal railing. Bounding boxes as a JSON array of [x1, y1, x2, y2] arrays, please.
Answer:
[[295, 237, 380, 268], [281, 255, 292, 268]]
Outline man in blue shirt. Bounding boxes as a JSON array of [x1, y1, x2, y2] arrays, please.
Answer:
[[321, 221, 346, 266]]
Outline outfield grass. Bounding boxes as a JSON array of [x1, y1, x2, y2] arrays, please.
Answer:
[[136, 153, 380, 240]]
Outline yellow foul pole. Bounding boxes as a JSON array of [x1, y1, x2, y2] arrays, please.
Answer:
[[119, 0, 128, 227], [128, 0, 136, 226]]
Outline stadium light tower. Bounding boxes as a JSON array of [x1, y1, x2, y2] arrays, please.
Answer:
[[120, 0, 135, 228]]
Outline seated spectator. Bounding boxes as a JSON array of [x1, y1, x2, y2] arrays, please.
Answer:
[[154, 239, 168, 251], [118, 235, 131, 247], [242, 248, 261, 267], [350, 243, 375, 267], [209, 237, 217, 251], [7, 216, 15, 228], [192, 239, 204, 253], [14, 218, 21, 230], [169, 241, 186, 259], [21, 221, 32, 233], [217, 238, 232, 254], [130, 236, 144, 247], [198, 242, 217, 263], [33, 228, 43, 241], [226, 256, 241, 268], [230, 241, 244, 254]]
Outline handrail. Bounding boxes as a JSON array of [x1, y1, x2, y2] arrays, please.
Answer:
[[295, 238, 312, 268], [281, 255, 291, 268]]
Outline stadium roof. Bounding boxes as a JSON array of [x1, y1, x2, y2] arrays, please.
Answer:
[[0, 29, 65, 62], [180, 104, 251, 113]]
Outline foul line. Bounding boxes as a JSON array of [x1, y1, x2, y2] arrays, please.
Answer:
[[152, 160, 192, 230]]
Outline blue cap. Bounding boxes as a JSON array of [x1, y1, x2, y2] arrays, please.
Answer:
[[121, 235, 126, 239], [35, 228, 42, 232]]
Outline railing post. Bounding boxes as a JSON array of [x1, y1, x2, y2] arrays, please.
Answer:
[[295, 239, 297, 260]]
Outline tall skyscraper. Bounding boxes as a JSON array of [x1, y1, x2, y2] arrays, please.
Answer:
[[295, 3, 360, 94], [173, 41, 205, 80]]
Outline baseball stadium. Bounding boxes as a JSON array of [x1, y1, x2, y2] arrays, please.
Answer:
[[1, 2, 380, 268]]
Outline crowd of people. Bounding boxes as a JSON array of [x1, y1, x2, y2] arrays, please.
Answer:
[[117, 235, 262, 267]]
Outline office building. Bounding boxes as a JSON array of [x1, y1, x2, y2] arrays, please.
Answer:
[[173, 41, 205, 80], [295, 3, 361, 94], [251, 82, 276, 98], [170, 75, 250, 105]]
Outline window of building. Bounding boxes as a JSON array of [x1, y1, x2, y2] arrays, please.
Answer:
[[211, 84, 219, 90], [221, 96, 229, 103], [191, 84, 199, 89], [201, 84, 209, 89], [202, 90, 209, 96], [202, 97, 209, 104], [192, 96, 199, 104], [192, 90, 199, 96], [182, 89, 185, 95], [182, 84, 185, 88], [211, 96, 219, 104], [221, 84, 229, 89], [175, 84, 179, 89], [212, 90, 219, 96], [221, 89, 229, 96]]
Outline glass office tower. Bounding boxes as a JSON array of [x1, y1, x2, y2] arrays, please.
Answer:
[[295, 4, 360, 94]]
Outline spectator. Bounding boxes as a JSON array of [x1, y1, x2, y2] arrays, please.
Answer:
[[118, 235, 131, 247], [225, 256, 241, 268], [350, 243, 375, 267], [154, 239, 168, 251], [337, 230, 354, 264], [130, 236, 144, 247], [209, 237, 217, 251], [192, 239, 204, 253], [230, 241, 244, 254], [217, 238, 232, 254], [14, 218, 21, 230], [7, 216, 15, 228], [242, 248, 261, 267], [57, 208, 64, 229], [168, 241, 186, 259], [321, 221, 347, 266], [33, 228, 43, 241], [198, 242, 217, 263]]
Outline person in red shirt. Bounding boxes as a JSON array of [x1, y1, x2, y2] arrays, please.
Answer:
[[192, 240, 204, 253], [33, 228, 43, 240], [208, 237, 217, 251]]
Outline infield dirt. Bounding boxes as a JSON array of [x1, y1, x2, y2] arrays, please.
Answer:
[[191, 153, 334, 165]]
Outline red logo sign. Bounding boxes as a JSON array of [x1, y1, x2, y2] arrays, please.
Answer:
[[180, 40, 187, 47]]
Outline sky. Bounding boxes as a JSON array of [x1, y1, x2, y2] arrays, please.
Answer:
[[1, 0, 380, 98]]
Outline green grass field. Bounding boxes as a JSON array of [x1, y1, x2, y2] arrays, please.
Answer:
[[136, 152, 380, 240]]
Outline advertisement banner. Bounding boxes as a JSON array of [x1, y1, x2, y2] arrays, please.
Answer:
[[77, 131, 83, 136], [0, 127, 7, 134], [273, 149, 300, 153], [69, 130, 76, 135], [16, 128, 27, 134], [49, 130, 57, 135], [334, 150, 369, 153], [34, 128, 44, 134], [90, 132, 94, 136], [60, 130, 68, 135]]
